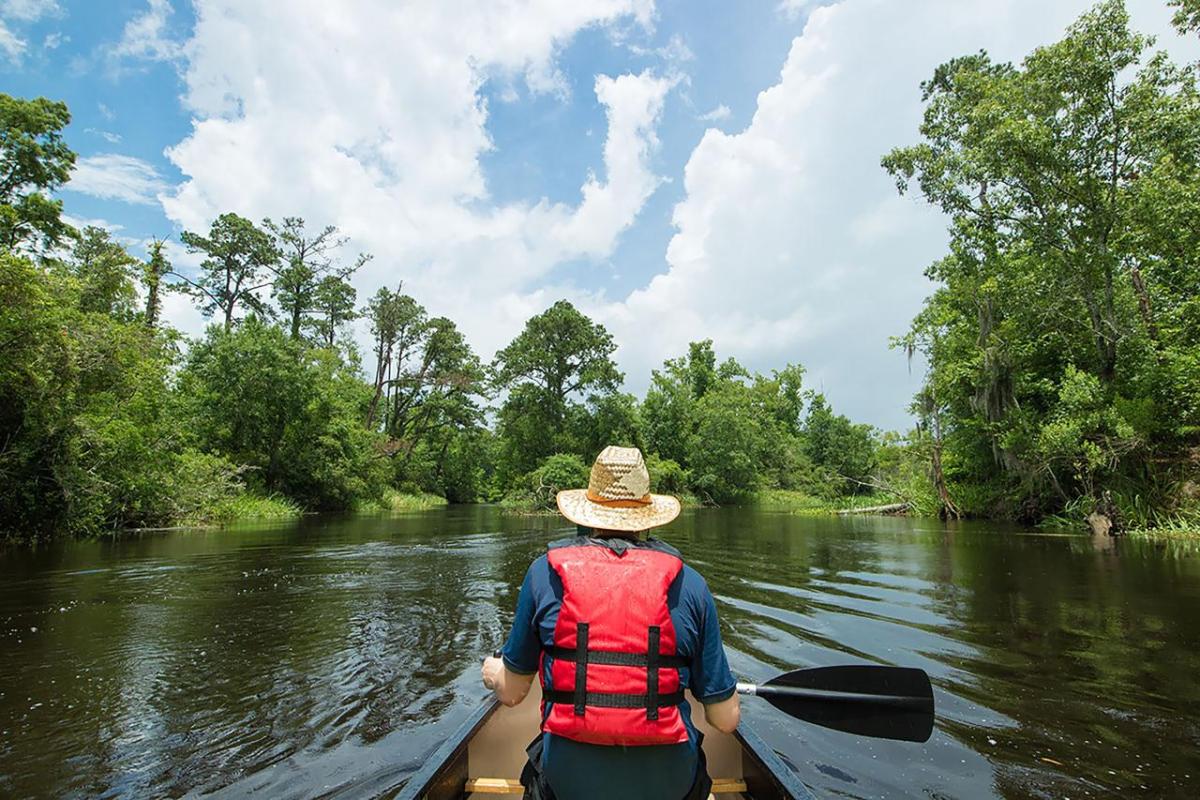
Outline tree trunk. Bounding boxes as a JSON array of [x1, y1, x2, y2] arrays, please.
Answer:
[[928, 400, 961, 520]]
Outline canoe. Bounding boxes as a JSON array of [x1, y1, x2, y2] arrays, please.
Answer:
[[398, 681, 815, 800]]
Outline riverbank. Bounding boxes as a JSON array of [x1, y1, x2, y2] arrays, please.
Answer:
[[497, 488, 907, 517], [354, 489, 449, 513]]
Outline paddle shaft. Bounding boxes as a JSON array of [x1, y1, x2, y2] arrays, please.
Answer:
[[737, 681, 930, 710]]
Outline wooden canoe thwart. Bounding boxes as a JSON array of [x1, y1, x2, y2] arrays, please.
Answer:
[[398, 682, 815, 800]]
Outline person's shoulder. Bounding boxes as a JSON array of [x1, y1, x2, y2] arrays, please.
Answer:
[[678, 563, 713, 593]]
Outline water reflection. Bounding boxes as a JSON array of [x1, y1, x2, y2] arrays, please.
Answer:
[[1, 508, 1198, 798]]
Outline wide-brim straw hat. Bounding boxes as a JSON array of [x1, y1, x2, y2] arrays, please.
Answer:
[[556, 445, 681, 532]]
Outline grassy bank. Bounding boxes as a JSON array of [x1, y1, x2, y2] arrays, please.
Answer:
[[354, 489, 449, 513], [179, 492, 302, 527]]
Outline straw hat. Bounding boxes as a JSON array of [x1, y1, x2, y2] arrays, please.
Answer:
[[556, 446, 681, 532]]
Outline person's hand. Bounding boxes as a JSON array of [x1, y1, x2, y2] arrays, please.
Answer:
[[481, 655, 504, 691]]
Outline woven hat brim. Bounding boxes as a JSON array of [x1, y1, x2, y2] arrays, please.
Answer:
[[556, 489, 681, 532]]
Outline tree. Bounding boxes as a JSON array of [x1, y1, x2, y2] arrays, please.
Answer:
[[176, 318, 385, 509], [0, 94, 74, 251], [264, 217, 368, 340], [802, 393, 878, 496], [142, 239, 170, 329], [492, 300, 622, 477], [307, 273, 358, 348], [688, 381, 766, 504], [882, 0, 1200, 519], [364, 286, 429, 430], [67, 226, 139, 318], [1169, 0, 1200, 34], [177, 213, 279, 330]]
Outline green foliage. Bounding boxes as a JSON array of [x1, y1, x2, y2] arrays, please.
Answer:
[[179, 213, 279, 330], [177, 318, 386, 510], [688, 381, 765, 504], [802, 393, 878, 496], [517, 453, 591, 511], [1169, 0, 1200, 34], [645, 453, 688, 495], [883, 0, 1200, 525], [493, 301, 622, 480], [68, 225, 139, 318], [0, 94, 74, 251]]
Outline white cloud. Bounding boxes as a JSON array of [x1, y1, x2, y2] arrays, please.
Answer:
[[148, 0, 1198, 430], [697, 103, 731, 123], [159, 0, 667, 352], [628, 32, 693, 64], [84, 127, 123, 144], [97, 102, 115, 121], [42, 30, 63, 49], [67, 154, 171, 206], [108, 0, 180, 66], [62, 213, 125, 234], [0, 19, 23, 62], [1, 0, 59, 22], [599, 0, 1199, 428]]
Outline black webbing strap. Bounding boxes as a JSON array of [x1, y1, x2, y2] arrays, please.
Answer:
[[545, 646, 687, 669], [544, 689, 686, 709], [647, 626, 660, 720], [573, 623, 589, 716]]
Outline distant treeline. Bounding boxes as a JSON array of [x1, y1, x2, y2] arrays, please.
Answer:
[[3, 0, 1198, 540], [0, 93, 880, 540]]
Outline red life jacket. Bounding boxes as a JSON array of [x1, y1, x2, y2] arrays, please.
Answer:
[[540, 539, 690, 746]]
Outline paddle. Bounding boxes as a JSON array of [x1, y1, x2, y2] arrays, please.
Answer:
[[736, 665, 935, 743]]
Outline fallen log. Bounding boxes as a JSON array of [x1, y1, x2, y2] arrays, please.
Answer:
[[836, 502, 911, 516]]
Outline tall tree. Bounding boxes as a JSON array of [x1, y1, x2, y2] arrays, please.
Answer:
[[883, 0, 1200, 516], [142, 239, 170, 330], [0, 94, 74, 251], [364, 286, 428, 430], [69, 226, 138, 318], [177, 213, 278, 330], [264, 217, 368, 339], [307, 274, 358, 348], [492, 300, 621, 476]]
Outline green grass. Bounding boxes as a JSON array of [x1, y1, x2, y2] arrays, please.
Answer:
[[187, 492, 302, 526], [355, 488, 448, 513]]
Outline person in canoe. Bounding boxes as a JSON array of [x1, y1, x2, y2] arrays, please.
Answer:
[[481, 445, 740, 800]]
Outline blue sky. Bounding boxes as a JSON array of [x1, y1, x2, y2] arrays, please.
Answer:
[[2, 0, 1195, 430]]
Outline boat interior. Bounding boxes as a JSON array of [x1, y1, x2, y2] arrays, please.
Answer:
[[453, 682, 762, 799]]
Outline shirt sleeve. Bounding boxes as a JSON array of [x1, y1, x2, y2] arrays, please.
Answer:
[[501, 558, 543, 675], [684, 567, 737, 703]]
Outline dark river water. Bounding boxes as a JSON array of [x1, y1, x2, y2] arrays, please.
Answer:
[[2, 507, 1199, 799]]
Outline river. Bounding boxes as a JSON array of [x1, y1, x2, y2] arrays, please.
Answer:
[[1, 507, 1198, 798]]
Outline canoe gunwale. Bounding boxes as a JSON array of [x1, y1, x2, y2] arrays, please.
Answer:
[[397, 696, 501, 800], [734, 723, 817, 800]]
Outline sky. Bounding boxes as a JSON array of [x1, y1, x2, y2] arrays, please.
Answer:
[[2, 0, 1197, 430]]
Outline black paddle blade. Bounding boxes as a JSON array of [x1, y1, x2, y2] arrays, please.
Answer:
[[756, 665, 935, 743]]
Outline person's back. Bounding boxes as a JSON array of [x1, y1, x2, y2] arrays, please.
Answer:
[[480, 447, 740, 800]]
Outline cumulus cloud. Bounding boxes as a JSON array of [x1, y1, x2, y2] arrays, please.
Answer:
[[0, 0, 61, 63], [160, 0, 669, 353], [67, 154, 170, 205], [149, 0, 1197, 429], [598, 0, 1197, 427]]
